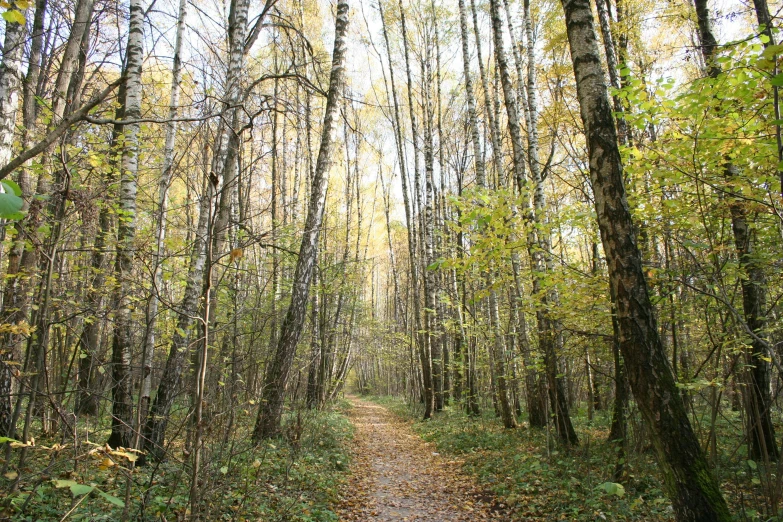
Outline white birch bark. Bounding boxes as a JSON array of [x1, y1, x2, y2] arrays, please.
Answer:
[[108, 0, 144, 450], [0, 9, 26, 436], [139, 0, 187, 435], [0, 14, 25, 169]]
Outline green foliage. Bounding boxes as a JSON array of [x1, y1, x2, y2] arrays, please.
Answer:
[[0, 180, 24, 219], [596, 482, 625, 498], [52, 479, 125, 507], [2, 406, 353, 521], [372, 396, 675, 521]]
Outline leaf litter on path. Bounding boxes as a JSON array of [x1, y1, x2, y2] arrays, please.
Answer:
[[337, 396, 510, 521]]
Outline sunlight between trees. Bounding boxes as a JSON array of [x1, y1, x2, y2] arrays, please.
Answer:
[[0, 0, 781, 519]]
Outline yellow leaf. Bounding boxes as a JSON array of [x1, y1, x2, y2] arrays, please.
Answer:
[[1, 9, 25, 24], [4, 471, 18, 480]]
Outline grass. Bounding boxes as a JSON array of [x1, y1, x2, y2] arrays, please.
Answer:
[[368, 395, 777, 521], [1, 400, 354, 521]]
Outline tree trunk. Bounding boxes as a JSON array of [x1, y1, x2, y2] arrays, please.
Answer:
[[139, 0, 187, 434], [253, 0, 349, 440], [108, 0, 144, 450], [305, 250, 321, 409], [693, 0, 778, 464], [0, 8, 27, 437], [142, 0, 253, 460], [0, 8, 25, 169], [398, 0, 434, 420], [142, 175, 211, 460], [560, 0, 731, 517]]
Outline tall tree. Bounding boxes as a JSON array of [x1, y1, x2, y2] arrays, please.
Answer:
[[253, 0, 350, 440], [488, 0, 575, 440], [142, 0, 254, 460], [139, 0, 188, 433], [108, 0, 144, 450], [0, 7, 27, 437], [560, 0, 731, 517], [692, 0, 778, 463], [0, 7, 24, 170], [468, 0, 517, 429]]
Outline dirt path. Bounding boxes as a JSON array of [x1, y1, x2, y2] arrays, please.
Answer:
[[336, 396, 508, 521]]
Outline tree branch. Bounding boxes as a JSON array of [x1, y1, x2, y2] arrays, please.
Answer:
[[0, 76, 124, 181]]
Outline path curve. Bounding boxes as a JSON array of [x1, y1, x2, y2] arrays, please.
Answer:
[[337, 396, 508, 521]]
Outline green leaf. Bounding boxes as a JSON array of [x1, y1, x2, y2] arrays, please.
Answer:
[[771, 73, 783, 86], [70, 484, 94, 496], [1, 9, 25, 24], [747, 459, 757, 470], [219, 466, 228, 474], [53, 479, 94, 497], [761, 43, 783, 59], [2, 180, 21, 196], [53, 479, 79, 489], [0, 436, 20, 444], [597, 482, 625, 497], [0, 191, 23, 219], [96, 489, 125, 507]]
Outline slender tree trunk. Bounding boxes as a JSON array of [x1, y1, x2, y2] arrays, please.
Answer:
[[139, 0, 187, 435], [305, 250, 321, 408], [143, 0, 253, 460], [422, 35, 442, 413], [693, 0, 778, 463], [467, 0, 516, 428], [0, 7, 28, 437], [108, 0, 144, 450], [253, 0, 349, 440], [142, 175, 211, 460], [378, 165, 404, 326], [457, 0, 484, 187], [398, 0, 434, 419], [0, 9, 25, 169], [75, 90, 125, 416], [594, 0, 629, 145], [378, 0, 429, 419], [560, 0, 731, 517]]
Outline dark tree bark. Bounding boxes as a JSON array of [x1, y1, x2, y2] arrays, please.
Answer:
[[560, 0, 731, 518], [693, 0, 778, 463]]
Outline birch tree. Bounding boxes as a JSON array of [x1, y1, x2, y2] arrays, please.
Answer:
[[108, 0, 144, 450], [253, 0, 350, 440], [560, 0, 731, 516]]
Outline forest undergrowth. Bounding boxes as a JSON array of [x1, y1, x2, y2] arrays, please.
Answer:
[[1, 401, 353, 521], [368, 396, 774, 521]]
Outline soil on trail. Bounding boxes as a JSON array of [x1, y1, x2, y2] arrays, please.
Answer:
[[337, 396, 508, 521]]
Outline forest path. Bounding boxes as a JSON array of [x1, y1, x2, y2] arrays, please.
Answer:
[[336, 396, 507, 521]]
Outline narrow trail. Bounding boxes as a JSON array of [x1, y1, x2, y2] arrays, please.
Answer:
[[337, 396, 508, 521]]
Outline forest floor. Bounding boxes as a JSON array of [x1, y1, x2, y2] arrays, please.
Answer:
[[336, 395, 509, 521]]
